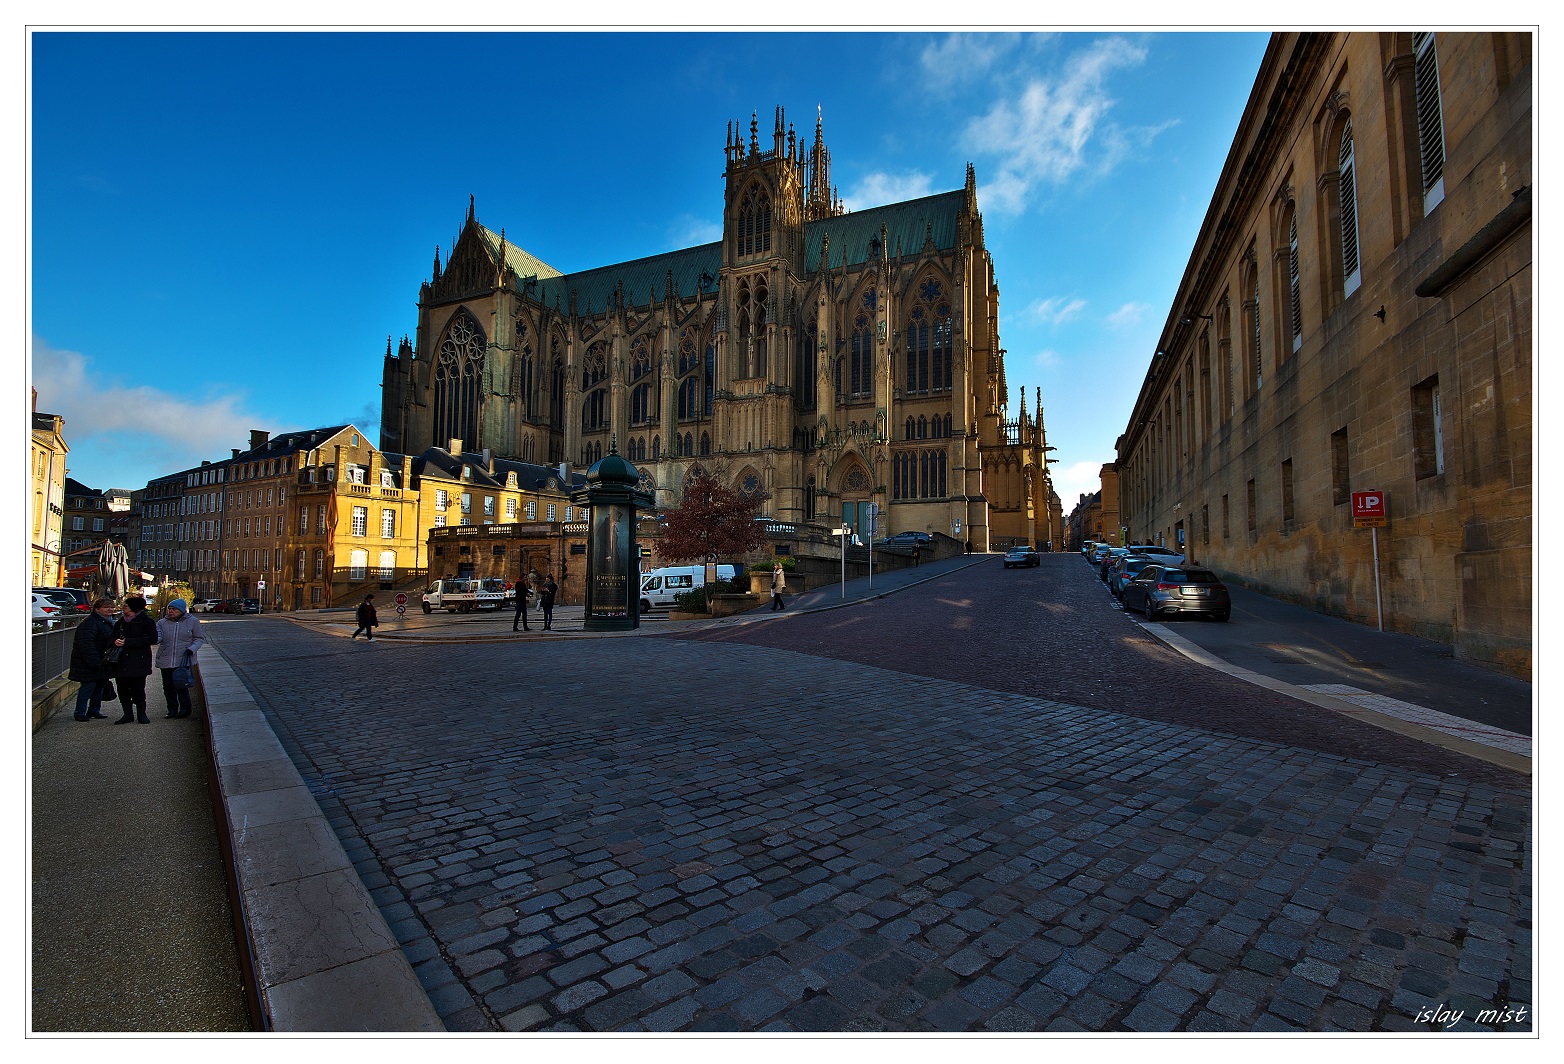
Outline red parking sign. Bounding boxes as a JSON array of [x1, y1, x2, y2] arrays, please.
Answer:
[[1352, 490, 1387, 527]]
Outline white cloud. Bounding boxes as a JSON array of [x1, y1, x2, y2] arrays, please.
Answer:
[[1031, 297, 1086, 326], [961, 36, 1149, 214], [669, 214, 722, 248], [1053, 459, 1111, 507], [842, 171, 934, 212], [31, 337, 285, 486], [918, 34, 1024, 90], [1032, 349, 1064, 370], [1105, 301, 1151, 329]]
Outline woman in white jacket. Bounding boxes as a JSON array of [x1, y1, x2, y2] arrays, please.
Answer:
[[155, 598, 206, 719]]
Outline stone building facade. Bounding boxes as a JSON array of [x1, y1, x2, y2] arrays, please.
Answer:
[[1116, 32, 1531, 676], [380, 108, 1056, 552], [30, 400, 68, 587]]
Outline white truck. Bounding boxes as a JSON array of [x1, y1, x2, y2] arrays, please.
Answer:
[[638, 564, 737, 613], [421, 577, 509, 614]]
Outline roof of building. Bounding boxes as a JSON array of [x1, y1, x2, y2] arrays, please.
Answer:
[[412, 445, 587, 494], [64, 477, 101, 497], [524, 188, 966, 314], [231, 426, 353, 463]]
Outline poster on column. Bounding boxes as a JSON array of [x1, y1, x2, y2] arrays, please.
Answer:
[[590, 503, 631, 619]]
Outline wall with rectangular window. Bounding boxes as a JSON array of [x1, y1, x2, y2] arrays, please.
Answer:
[[1412, 375, 1444, 478], [1331, 428, 1351, 505]]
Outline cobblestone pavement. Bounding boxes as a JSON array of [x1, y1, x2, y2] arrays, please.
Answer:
[[210, 557, 1531, 1033]]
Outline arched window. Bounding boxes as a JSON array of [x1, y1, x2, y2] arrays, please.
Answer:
[[738, 185, 772, 256], [904, 278, 953, 396], [516, 318, 535, 418], [677, 329, 702, 420], [651, 436, 660, 460], [797, 319, 817, 409], [581, 342, 609, 432], [549, 337, 565, 430], [1287, 212, 1303, 352], [630, 337, 655, 425], [917, 415, 928, 440], [683, 432, 693, 457], [849, 309, 874, 400], [700, 432, 711, 457], [905, 416, 916, 440], [1339, 118, 1361, 296], [433, 309, 486, 453]]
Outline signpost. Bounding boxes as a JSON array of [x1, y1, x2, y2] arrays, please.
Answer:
[[1352, 491, 1387, 631], [394, 591, 408, 621], [256, 579, 266, 614], [833, 526, 851, 598], [866, 503, 878, 589]]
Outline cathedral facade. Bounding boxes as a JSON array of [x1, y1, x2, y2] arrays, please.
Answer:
[[380, 108, 1055, 550]]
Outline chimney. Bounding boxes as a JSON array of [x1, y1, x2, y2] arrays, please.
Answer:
[[482, 447, 493, 474], [232, 449, 241, 460], [250, 429, 271, 451]]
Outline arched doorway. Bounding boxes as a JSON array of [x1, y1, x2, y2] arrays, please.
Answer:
[[835, 459, 874, 542]]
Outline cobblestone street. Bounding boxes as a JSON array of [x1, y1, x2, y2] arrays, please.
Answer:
[[210, 556, 1531, 1032]]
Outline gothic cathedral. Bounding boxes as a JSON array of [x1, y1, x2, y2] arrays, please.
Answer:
[[380, 108, 1057, 549]]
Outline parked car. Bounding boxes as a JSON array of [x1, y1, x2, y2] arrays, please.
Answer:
[[34, 587, 89, 613], [240, 598, 260, 613], [1132, 545, 1186, 565], [1002, 545, 1040, 568], [1097, 546, 1133, 581], [31, 592, 64, 627], [190, 599, 221, 613], [1121, 564, 1231, 621], [883, 531, 933, 546], [1108, 555, 1155, 599]]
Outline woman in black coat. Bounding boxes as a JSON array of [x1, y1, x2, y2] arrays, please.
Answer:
[[68, 597, 119, 721], [110, 595, 159, 725]]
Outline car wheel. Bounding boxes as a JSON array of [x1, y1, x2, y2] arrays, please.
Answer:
[[422, 602, 432, 614], [640, 599, 651, 614]]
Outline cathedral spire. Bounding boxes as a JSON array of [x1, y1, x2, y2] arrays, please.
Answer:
[[749, 111, 759, 156], [805, 107, 840, 222], [432, 246, 442, 280], [467, 194, 476, 225]]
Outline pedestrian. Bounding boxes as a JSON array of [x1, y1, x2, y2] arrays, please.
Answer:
[[109, 595, 158, 725], [68, 597, 119, 721], [512, 576, 534, 632], [351, 593, 378, 640], [540, 573, 558, 631], [913, 545, 922, 567], [770, 562, 787, 611], [155, 598, 206, 718]]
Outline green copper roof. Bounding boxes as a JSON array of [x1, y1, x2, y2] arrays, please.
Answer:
[[526, 189, 965, 314]]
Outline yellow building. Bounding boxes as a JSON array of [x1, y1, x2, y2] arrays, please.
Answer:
[[1117, 32, 1531, 676], [30, 400, 68, 586]]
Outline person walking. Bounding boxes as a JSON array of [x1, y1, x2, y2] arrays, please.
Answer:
[[155, 598, 206, 718], [351, 593, 378, 640], [109, 595, 158, 725], [540, 574, 558, 631], [770, 562, 787, 611], [68, 597, 119, 721]]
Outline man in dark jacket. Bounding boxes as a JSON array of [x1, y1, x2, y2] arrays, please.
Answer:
[[540, 574, 558, 631], [351, 594, 378, 640], [68, 597, 118, 721]]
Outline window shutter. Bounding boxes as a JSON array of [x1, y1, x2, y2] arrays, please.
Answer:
[[1288, 215, 1302, 350], [1339, 120, 1361, 291], [1414, 33, 1446, 197]]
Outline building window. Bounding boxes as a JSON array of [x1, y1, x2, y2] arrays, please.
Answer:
[[381, 509, 395, 538], [378, 550, 396, 579], [506, 498, 516, 520], [737, 185, 771, 257], [460, 492, 472, 515], [310, 585, 322, 605], [92, 518, 104, 532], [1287, 213, 1303, 352], [351, 506, 367, 537], [1244, 256, 1263, 395], [1246, 480, 1257, 540], [1414, 33, 1447, 214], [347, 465, 366, 485], [1412, 376, 1445, 478], [71, 517, 83, 531], [314, 549, 324, 578], [849, 311, 874, 400], [483, 496, 495, 518], [381, 469, 395, 488], [1201, 504, 1210, 545], [1331, 428, 1351, 505], [1281, 459, 1295, 525], [317, 508, 327, 535], [434, 514, 446, 528], [1339, 119, 1361, 296], [526, 500, 537, 521], [435, 489, 448, 511], [350, 549, 367, 581], [433, 309, 486, 454], [564, 506, 573, 522], [547, 504, 557, 522]]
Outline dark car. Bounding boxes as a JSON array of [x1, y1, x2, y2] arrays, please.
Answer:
[[1107, 555, 1155, 599], [240, 598, 260, 613], [1003, 546, 1040, 568], [883, 531, 933, 546], [34, 587, 90, 613], [1097, 546, 1132, 581], [1121, 564, 1231, 621]]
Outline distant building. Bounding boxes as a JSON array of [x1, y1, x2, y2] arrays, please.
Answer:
[[1117, 32, 1531, 676], [379, 108, 1056, 552], [29, 395, 68, 586]]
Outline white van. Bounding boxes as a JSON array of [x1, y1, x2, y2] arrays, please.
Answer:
[[639, 564, 737, 613]]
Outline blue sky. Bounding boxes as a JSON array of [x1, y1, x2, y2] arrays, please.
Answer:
[[30, 29, 1269, 509]]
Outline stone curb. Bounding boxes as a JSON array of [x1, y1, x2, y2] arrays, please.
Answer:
[[1142, 621, 1531, 775], [197, 647, 445, 1031]]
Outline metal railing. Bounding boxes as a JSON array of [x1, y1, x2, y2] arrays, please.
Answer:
[[32, 615, 86, 691]]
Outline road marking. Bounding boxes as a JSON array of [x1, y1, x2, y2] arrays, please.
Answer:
[[1297, 683, 1532, 757]]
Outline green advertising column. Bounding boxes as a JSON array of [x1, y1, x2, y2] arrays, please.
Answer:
[[570, 440, 654, 632]]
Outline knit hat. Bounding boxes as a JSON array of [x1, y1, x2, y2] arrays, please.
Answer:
[[168, 598, 188, 613]]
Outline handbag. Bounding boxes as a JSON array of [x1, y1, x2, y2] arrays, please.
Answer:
[[171, 651, 195, 690], [102, 646, 123, 665], [100, 679, 117, 702]]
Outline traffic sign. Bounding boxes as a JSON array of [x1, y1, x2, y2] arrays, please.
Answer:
[[396, 604, 406, 615], [1352, 490, 1387, 528], [256, 579, 266, 590], [394, 593, 408, 606]]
